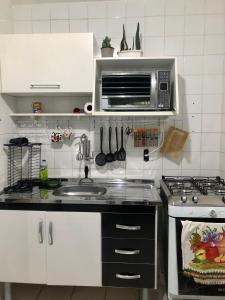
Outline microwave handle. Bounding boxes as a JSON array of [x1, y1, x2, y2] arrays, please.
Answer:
[[155, 72, 158, 91]]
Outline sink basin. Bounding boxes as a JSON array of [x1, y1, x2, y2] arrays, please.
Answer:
[[53, 185, 107, 197]]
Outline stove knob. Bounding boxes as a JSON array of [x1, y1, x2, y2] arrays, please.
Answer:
[[192, 196, 199, 204], [209, 210, 217, 218], [181, 196, 187, 203]]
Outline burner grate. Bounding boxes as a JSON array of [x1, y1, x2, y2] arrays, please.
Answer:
[[163, 175, 225, 196]]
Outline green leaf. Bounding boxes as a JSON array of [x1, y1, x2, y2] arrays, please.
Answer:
[[120, 24, 128, 51], [135, 22, 141, 50]]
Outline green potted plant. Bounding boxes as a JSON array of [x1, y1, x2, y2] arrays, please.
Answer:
[[118, 22, 143, 57], [101, 36, 114, 57]]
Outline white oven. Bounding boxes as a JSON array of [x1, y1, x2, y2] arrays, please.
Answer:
[[160, 176, 225, 300]]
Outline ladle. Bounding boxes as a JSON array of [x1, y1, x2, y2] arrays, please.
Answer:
[[95, 127, 106, 166]]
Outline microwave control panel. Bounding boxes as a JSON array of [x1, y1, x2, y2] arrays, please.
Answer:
[[157, 71, 170, 109]]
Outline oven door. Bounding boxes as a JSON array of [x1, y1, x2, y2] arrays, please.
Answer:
[[169, 216, 225, 298]]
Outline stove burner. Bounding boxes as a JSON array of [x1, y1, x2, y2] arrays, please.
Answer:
[[163, 176, 225, 197], [4, 179, 62, 194], [182, 189, 195, 194], [215, 189, 225, 195], [4, 180, 34, 193]]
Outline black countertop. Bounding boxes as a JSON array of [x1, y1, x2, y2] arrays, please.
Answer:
[[0, 178, 161, 213]]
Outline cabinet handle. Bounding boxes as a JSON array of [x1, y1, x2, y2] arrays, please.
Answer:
[[48, 222, 53, 245], [38, 221, 43, 244], [116, 224, 141, 231], [30, 84, 61, 89], [116, 273, 141, 280], [115, 249, 140, 255]]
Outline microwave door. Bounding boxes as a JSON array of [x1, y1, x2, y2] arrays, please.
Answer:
[[100, 72, 155, 111]]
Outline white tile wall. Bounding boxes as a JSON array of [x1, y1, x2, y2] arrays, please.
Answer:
[[144, 17, 164, 37], [126, 0, 144, 18], [185, 15, 204, 35], [204, 35, 225, 55], [184, 0, 205, 15], [69, 2, 87, 20], [0, 0, 14, 191], [32, 20, 50, 33], [107, 1, 125, 19], [31, 4, 50, 20], [165, 16, 184, 36], [50, 3, 69, 20], [183, 95, 202, 114], [51, 19, 69, 33], [164, 36, 183, 55], [70, 19, 88, 33], [88, 1, 107, 19], [7, 0, 225, 183], [184, 56, 203, 75], [203, 55, 224, 74], [184, 36, 204, 55]]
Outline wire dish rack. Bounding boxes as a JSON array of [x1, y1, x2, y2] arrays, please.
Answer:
[[4, 143, 42, 188]]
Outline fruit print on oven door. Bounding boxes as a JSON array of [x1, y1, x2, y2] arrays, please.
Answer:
[[182, 222, 225, 285]]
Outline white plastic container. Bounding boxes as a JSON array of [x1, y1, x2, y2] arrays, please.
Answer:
[[117, 50, 143, 57]]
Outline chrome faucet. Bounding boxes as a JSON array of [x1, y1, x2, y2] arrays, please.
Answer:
[[78, 134, 94, 184], [79, 165, 93, 184]]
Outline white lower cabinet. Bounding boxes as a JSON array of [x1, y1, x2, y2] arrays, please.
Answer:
[[46, 212, 101, 286], [0, 210, 101, 286], [0, 211, 46, 284]]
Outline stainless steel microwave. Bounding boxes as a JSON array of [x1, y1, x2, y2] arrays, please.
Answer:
[[99, 71, 173, 111]]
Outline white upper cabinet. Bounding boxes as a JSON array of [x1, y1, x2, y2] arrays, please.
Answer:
[[0, 33, 96, 95]]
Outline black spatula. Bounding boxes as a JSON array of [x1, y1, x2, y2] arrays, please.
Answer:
[[114, 127, 119, 161], [106, 127, 114, 163]]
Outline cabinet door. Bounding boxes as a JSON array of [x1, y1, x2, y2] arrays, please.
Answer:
[[0, 210, 46, 283], [0, 33, 94, 94], [46, 212, 101, 286]]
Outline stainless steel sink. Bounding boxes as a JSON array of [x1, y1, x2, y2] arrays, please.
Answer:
[[53, 185, 107, 197]]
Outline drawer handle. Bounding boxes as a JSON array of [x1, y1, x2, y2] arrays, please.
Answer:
[[30, 84, 61, 89], [116, 224, 141, 231], [115, 249, 140, 255], [116, 273, 141, 280]]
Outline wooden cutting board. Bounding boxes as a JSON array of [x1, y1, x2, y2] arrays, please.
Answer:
[[160, 126, 189, 161]]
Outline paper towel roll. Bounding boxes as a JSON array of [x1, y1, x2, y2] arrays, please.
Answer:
[[84, 102, 93, 114]]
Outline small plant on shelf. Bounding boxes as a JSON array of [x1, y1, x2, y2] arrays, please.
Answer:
[[118, 22, 143, 57], [101, 36, 114, 57]]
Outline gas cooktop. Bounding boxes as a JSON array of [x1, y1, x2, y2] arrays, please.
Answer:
[[160, 176, 225, 207]]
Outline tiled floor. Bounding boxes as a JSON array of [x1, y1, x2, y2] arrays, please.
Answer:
[[10, 284, 167, 300]]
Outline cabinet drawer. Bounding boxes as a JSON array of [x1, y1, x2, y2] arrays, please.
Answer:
[[102, 213, 155, 238], [102, 238, 154, 264], [102, 263, 155, 288]]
